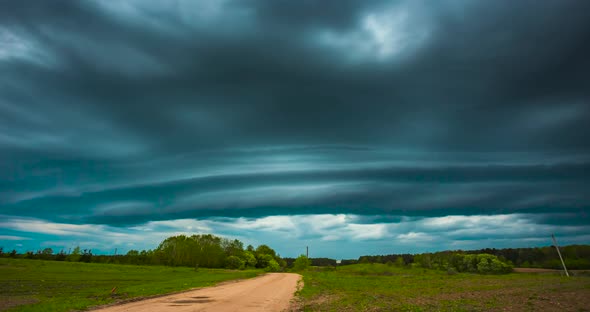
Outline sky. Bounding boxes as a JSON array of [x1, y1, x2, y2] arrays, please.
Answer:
[[1, 0, 589, 259]]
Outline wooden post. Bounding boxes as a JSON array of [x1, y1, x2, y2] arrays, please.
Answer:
[[551, 234, 569, 277]]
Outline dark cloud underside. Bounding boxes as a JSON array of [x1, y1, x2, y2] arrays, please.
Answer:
[[1, 0, 589, 255]]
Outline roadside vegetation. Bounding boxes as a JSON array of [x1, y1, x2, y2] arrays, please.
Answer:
[[296, 263, 590, 311], [293, 254, 312, 271], [0, 258, 260, 312], [0, 234, 285, 272]]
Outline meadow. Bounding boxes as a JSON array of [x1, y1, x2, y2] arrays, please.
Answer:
[[297, 263, 590, 311], [0, 258, 260, 312], [3, 258, 590, 312]]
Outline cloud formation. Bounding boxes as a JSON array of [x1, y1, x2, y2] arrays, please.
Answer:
[[1, 0, 589, 257], [2, 213, 588, 258]]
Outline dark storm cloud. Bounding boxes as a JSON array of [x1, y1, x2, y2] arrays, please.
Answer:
[[2, 0, 588, 155], [2, 161, 589, 225], [1, 0, 590, 240], [252, 0, 370, 29]]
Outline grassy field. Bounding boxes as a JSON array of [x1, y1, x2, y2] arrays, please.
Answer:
[[0, 258, 261, 312], [297, 263, 590, 311]]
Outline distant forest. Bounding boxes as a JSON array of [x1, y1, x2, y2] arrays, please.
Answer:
[[354, 245, 590, 270], [3, 239, 589, 270], [284, 245, 590, 270]]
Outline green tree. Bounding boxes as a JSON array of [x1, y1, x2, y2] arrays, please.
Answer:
[[266, 259, 280, 272], [193, 234, 225, 268], [256, 254, 274, 268], [67, 246, 81, 262], [225, 256, 245, 269], [256, 245, 276, 257], [41, 248, 53, 260], [242, 251, 257, 268], [277, 257, 287, 270], [222, 239, 244, 257], [156, 234, 239, 268], [293, 254, 311, 271], [254, 245, 285, 270]]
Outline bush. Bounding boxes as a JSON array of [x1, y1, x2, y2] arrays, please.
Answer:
[[266, 259, 280, 272], [241, 251, 257, 268], [451, 254, 512, 274], [225, 256, 245, 270], [293, 255, 311, 271], [256, 254, 274, 268], [66, 247, 81, 262]]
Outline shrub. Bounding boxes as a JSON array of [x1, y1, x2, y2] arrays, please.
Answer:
[[451, 253, 512, 274], [241, 251, 257, 268], [225, 255, 245, 270], [293, 255, 311, 271], [66, 247, 81, 262], [266, 259, 280, 272], [256, 254, 274, 268]]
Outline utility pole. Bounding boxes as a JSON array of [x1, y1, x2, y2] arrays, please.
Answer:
[[551, 234, 569, 277], [306, 246, 309, 258]]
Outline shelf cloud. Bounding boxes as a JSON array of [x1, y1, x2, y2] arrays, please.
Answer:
[[1, 0, 589, 257]]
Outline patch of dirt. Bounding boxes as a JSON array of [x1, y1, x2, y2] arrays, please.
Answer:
[[298, 294, 341, 311], [513, 268, 562, 273], [513, 268, 590, 276], [0, 297, 39, 311], [287, 277, 306, 311], [408, 281, 590, 311]]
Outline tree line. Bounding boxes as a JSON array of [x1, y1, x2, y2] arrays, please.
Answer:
[[354, 245, 590, 270], [0, 234, 286, 271], [4, 242, 589, 271]]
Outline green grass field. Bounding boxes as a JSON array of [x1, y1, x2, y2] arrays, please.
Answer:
[[4, 259, 590, 312], [0, 258, 261, 312], [297, 264, 590, 311]]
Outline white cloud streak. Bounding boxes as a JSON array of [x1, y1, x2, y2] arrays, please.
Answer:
[[1, 213, 588, 258]]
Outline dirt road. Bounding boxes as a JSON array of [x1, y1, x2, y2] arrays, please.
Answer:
[[93, 273, 301, 312]]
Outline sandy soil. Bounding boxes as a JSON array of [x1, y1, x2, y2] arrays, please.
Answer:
[[513, 268, 590, 275], [513, 268, 564, 273], [92, 273, 301, 312]]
